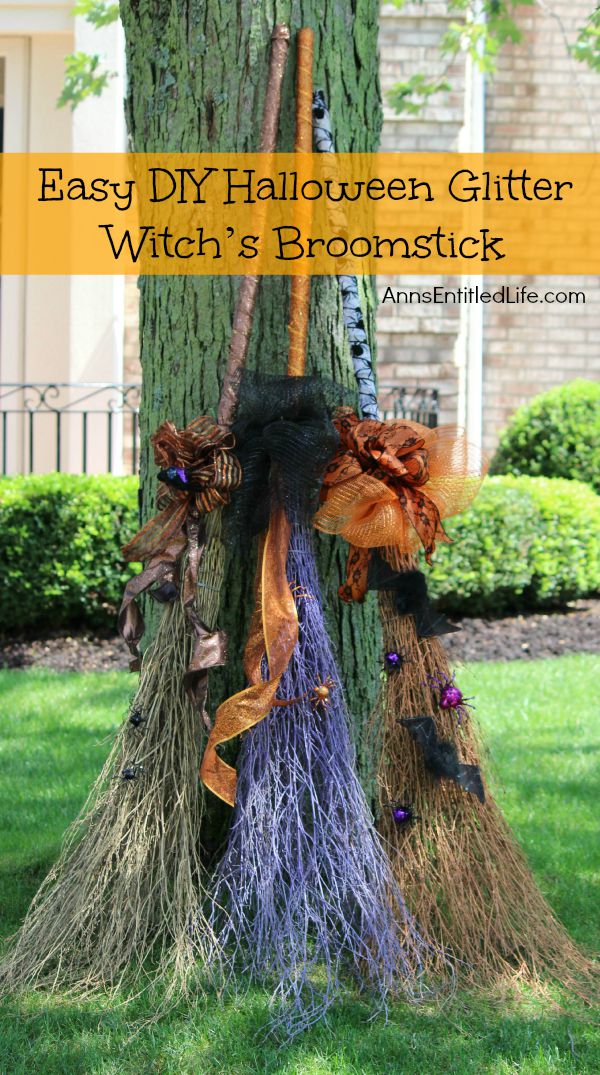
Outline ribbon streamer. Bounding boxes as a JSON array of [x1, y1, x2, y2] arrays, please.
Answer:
[[119, 415, 240, 692], [312, 88, 380, 421], [367, 554, 459, 638], [200, 508, 298, 805]]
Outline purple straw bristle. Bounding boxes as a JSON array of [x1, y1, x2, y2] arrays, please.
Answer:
[[209, 525, 443, 1037]]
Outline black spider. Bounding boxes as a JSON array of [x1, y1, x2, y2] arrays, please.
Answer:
[[128, 708, 146, 729], [121, 763, 144, 782]]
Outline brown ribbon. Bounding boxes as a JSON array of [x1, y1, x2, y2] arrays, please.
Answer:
[[200, 507, 298, 806], [119, 415, 240, 680]]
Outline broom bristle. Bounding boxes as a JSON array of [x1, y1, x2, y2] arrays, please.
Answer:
[[0, 598, 219, 995], [372, 551, 598, 1000], [208, 525, 452, 1038]]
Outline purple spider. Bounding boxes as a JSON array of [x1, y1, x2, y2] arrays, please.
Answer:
[[157, 465, 190, 490], [427, 671, 474, 724], [388, 802, 419, 827]]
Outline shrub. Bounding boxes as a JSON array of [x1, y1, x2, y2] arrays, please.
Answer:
[[491, 379, 600, 492], [427, 475, 600, 616], [1, 472, 599, 632], [0, 473, 139, 634]]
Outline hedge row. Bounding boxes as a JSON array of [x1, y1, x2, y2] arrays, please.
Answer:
[[491, 379, 600, 493], [427, 475, 600, 616], [0, 472, 599, 632], [0, 473, 139, 633]]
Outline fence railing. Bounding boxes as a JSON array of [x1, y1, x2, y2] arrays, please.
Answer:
[[0, 382, 141, 476], [378, 384, 439, 427], [0, 381, 438, 476]]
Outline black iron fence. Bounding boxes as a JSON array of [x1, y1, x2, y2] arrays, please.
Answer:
[[378, 384, 439, 427], [0, 383, 141, 476], [0, 381, 438, 477]]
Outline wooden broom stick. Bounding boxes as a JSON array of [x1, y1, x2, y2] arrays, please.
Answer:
[[217, 24, 291, 427], [287, 27, 313, 378]]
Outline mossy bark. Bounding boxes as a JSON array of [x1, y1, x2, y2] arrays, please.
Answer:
[[120, 0, 382, 757]]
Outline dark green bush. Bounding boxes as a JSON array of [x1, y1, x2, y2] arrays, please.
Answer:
[[491, 379, 600, 492], [1, 472, 599, 632], [0, 474, 139, 634], [427, 475, 600, 616]]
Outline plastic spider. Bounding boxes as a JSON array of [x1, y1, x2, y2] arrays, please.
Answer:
[[272, 675, 336, 712], [427, 671, 474, 723], [383, 646, 411, 672], [120, 763, 144, 782], [290, 581, 315, 603], [386, 801, 419, 827], [128, 708, 146, 730], [310, 675, 336, 710]]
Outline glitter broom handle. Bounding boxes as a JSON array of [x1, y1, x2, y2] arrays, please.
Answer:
[[287, 28, 314, 378], [217, 24, 291, 428], [312, 89, 380, 419]]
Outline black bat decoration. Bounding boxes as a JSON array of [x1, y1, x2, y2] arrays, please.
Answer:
[[400, 716, 485, 803], [367, 554, 460, 639]]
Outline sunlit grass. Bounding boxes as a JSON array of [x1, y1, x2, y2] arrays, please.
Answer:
[[0, 655, 598, 1074]]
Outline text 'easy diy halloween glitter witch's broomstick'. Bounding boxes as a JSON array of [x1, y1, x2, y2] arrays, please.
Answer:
[[0, 25, 291, 998]]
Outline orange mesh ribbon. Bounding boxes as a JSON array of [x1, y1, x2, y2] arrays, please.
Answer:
[[314, 408, 486, 601], [118, 415, 241, 672], [200, 507, 298, 805]]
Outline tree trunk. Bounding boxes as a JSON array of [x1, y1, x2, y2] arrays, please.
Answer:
[[120, 0, 382, 750]]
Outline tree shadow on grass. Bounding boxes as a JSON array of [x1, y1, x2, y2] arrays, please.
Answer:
[[1, 985, 598, 1075]]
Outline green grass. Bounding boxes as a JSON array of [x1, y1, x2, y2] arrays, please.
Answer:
[[0, 655, 598, 1074]]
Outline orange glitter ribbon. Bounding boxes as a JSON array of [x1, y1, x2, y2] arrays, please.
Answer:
[[200, 507, 298, 805], [314, 408, 486, 601]]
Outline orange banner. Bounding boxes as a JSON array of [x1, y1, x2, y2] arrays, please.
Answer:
[[1, 152, 598, 275]]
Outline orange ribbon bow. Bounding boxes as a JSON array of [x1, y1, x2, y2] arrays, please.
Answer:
[[314, 408, 485, 601]]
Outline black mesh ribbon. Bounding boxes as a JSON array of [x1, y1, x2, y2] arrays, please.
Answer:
[[228, 372, 349, 540], [367, 553, 460, 639]]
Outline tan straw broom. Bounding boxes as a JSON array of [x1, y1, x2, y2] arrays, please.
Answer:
[[0, 24, 290, 996]]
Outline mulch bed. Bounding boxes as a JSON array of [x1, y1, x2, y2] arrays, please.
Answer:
[[1, 600, 599, 672]]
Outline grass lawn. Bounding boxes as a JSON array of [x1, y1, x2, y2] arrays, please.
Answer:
[[0, 654, 598, 1074]]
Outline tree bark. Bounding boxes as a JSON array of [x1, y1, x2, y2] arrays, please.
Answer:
[[120, 0, 382, 751]]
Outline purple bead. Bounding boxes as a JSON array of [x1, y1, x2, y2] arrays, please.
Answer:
[[440, 684, 463, 709], [392, 805, 411, 823], [384, 650, 402, 670]]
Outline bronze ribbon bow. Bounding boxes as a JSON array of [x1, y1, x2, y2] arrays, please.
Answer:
[[200, 507, 298, 806], [314, 408, 485, 602], [119, 415, 241, 727]]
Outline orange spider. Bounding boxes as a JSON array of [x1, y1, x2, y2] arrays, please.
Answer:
[[272, 675, 337, 711], [310, 675, 336, 710], [290, 581, 315, 602]]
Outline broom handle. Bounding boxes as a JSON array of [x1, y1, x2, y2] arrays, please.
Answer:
[[217, 24, 291, 428], [287, 28, 313, 378]]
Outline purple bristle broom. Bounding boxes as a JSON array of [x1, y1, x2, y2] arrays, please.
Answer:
[[210, 525, 440, 1035]]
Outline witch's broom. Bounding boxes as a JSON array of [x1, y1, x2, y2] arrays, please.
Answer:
[[312, 92, 597, 997], [199, 32, 448, 1039], [0, 25, 290, 995]]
